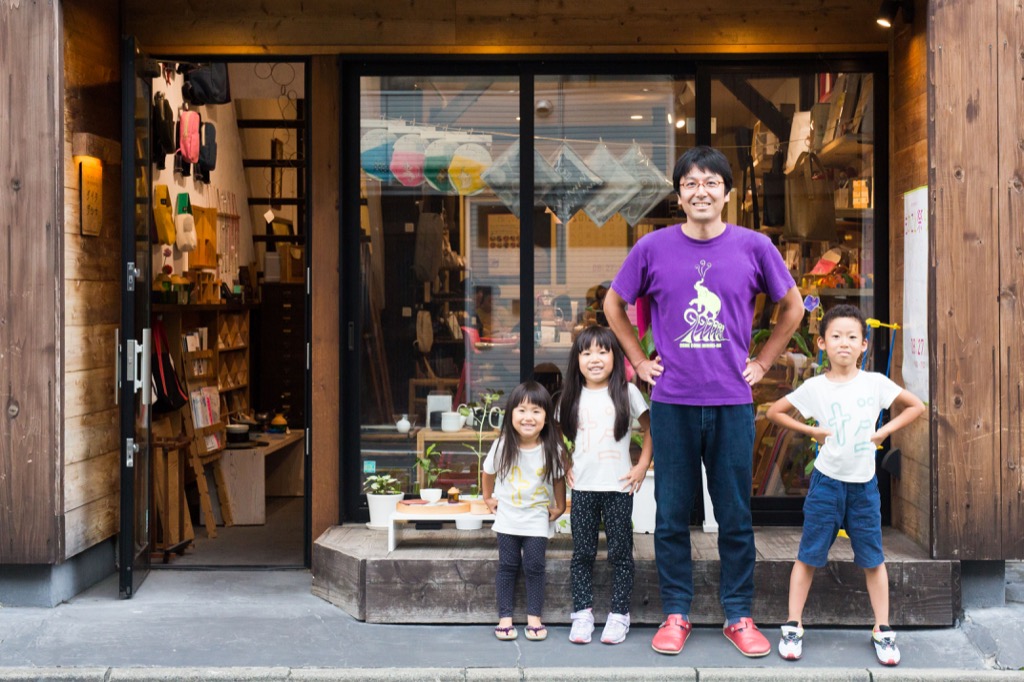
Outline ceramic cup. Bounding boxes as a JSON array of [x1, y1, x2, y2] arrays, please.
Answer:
[[440, 411, 464, 432]]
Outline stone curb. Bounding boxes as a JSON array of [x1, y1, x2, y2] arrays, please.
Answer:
[[1, 668, 1021, 682]]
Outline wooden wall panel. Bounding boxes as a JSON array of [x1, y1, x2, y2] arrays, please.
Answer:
[[0, 0, 62, 564], [61, 0, 122, 559], [310, 56, 341, 540], [64, 492, 118, 559], [888, 2, 930, 552], [929, 0, 1002, 559], [997, 0, 1024, 559], [122, 0, 885, 55]]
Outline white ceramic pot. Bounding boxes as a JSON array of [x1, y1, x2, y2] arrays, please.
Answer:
[[440, 411, 465, 432], [395, 414, 411, 434], [366, 492, 403, 528], [420, 488, 442, 503], [454, 515, 483, 530]]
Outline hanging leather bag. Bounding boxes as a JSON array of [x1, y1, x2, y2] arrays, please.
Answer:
[[175, 193, 197, 252], [153, 184, 176, 245], [152, 319, 188, 414], [412, 203, 444, 282], [762, 150, 786, 227], [784, 152, 838, 242]]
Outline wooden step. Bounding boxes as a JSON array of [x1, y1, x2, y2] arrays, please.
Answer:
[[312, 525, 960, 626]]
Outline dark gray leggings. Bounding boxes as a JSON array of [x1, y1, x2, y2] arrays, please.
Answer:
[[496, 532, 548, 618]]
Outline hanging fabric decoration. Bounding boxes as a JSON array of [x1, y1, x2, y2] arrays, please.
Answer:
[[582, 141, 641, 227], [360, 128, 398, 183], [390, 134, 427, 187], [447, 143, 492, 196], [616, 144, 674, 226], [481, 140, 561, 219], [423, 139, 460, 194], [545, 144, 603, 225]]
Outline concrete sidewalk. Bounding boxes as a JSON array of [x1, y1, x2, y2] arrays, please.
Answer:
[[1, 567, 1022, 681]]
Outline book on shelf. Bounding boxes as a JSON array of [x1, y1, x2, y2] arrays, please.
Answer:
[[189, 385, 223, 451]]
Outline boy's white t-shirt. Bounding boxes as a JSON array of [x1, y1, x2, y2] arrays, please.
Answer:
[[786, 370, 903, 483], [483, 439, 555, 538], [570, 383, 650, 491]]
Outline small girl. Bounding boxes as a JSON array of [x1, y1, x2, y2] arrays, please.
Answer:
[[483, 380, 567, 642], [559, 325, 652, 645]]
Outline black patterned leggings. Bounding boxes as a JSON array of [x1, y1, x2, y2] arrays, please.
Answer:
[[570, 490, 634, 614], [496, 533, 548, 618]]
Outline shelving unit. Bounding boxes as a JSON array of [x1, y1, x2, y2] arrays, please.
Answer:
[[154, 303, 252, 420]]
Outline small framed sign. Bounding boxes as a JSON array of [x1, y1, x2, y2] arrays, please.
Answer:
[[79, 157, 103, 236]]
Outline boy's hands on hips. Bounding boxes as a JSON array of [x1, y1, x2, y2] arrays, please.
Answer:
[[810, 426, 832, 444]]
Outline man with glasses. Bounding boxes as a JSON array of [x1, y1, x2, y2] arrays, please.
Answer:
[[605, 145, 804, 657]]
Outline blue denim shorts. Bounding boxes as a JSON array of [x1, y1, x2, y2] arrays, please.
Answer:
[[797, 469, 885, 569]]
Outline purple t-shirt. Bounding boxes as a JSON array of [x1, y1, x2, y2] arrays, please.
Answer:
[[611, 223, 795, 406]]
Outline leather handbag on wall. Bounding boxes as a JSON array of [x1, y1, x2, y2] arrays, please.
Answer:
[[152, 320, 188, 415], [190, 205, 218, 269], [175, 193, 197, 252], [153, 184, 176, 245], [784, 152, 838, 242]]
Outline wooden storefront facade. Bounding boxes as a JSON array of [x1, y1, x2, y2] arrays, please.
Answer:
[[1, 0, 1021, 602]]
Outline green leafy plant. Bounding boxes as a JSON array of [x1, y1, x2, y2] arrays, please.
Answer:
[[363, 474, 402, 495], [751, 328, 814, 359], [416, 443, 451, 489], [462, 389, 504, 495]]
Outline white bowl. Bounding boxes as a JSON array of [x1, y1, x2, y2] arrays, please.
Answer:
[[420, 488, 442, 504], [455, 515, 483, 530]]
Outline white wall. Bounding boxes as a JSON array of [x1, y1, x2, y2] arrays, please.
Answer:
[[151, 67, 255, 285]]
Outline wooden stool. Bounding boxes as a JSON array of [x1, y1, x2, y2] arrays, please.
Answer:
[[152, 435, 195, 559]]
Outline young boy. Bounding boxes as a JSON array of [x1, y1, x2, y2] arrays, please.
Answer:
[[766, 304, 925, 666]]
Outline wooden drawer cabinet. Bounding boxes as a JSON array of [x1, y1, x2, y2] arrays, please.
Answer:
[[254, 283, 306, 427]]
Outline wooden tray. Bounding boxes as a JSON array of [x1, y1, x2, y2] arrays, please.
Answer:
[[397, 501, 470, 515]]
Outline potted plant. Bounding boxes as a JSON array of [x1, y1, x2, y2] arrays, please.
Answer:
[[461, 389, 503, 498], [364, 474, 404, 528], [416, 443, 451, 503]]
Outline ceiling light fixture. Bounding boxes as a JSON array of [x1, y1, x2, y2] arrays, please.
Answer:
[[630, 114, 644, 120], [877, 0, 914, 28]]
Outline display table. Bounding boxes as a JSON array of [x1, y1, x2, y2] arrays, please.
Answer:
[[414, 427, 499, 488], [217, 430, 305, 524], [388, 508, 496, 552]]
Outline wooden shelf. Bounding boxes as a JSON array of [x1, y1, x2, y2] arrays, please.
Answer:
[[817, 133, 872, 169]]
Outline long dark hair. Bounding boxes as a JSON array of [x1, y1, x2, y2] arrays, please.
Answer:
[[558, 325, 630, 444], [494, 380, 565, 484]]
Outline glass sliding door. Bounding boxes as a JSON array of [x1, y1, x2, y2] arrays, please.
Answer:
[[710, 70, 880, 510], [357, 75, 521, 497], [530, 75, 695, 395], [343, 59, 884, 526]]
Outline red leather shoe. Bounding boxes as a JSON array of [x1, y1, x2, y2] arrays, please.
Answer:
[[651, 614, 692, 655], [723, 617, 771, 657]]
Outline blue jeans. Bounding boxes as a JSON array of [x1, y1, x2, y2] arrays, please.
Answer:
[[651, 402, 756, 620]]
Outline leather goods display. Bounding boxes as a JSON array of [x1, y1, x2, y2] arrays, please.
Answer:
[[153, 184, 176, 245], [784, 152, 837, 242], [190, 205, 219, 268], [175, 193, 197, 252], [152, 319, 188, 414], [182, 63, 232, 105]]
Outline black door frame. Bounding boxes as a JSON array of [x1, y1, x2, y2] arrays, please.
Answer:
[[338, 53, 889, 526]]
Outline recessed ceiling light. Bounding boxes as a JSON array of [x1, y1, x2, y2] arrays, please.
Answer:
[[630, 115, 644, 120], [676, 119, 686, 129]]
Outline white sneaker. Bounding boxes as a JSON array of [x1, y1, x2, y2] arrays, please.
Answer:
[[569, 609, 595, 644], [778, 623, 804, 660], [601, 612, 631, 644], [872, 627, 901, 666]]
